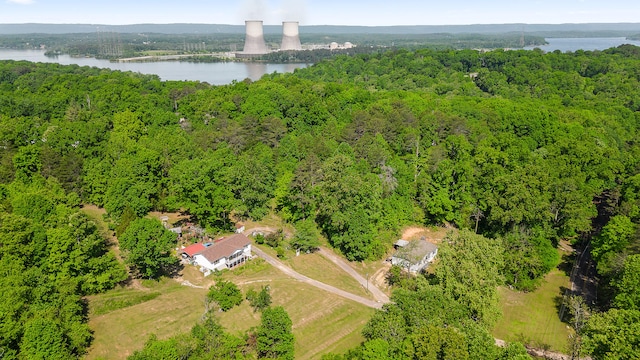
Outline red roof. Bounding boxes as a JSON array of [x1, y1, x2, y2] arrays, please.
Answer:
[[197, 233, 251, 263], [181, 243, 207, 257]]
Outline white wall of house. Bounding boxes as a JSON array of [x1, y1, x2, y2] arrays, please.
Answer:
[[391, 248, 438, 273], [426, 248, 438, 263], [193, 244, 252, 272], [193, 254, 227, 272]]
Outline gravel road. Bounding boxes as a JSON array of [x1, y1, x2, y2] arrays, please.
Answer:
[[251, 246, 385, 309]]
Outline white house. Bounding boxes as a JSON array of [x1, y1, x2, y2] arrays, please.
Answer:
[[391, 239, 438, 273], [192, 233, 252, 272]]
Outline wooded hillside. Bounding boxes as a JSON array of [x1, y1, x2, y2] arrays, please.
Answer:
[[1, 45, 640, 358]]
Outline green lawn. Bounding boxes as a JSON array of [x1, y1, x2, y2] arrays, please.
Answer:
[[86, 256, 374, 359], [85, 279, 208, 360], [493, 268, 572, 353], [219, 256, 375, 359], [260, 244, 373, 299]]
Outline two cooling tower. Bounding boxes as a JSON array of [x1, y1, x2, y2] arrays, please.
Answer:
[[241, 20, 302, 55]]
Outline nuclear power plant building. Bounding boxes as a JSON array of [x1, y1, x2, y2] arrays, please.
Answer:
[[280, 21, 302, 51], [241, 20, 269, 55]]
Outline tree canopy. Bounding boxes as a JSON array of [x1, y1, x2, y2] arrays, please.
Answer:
[[119, 218, 178, 279], [2, 43, 640, 358]]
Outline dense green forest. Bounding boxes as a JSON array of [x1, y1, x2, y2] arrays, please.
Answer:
[[1, 44, 640, 358]]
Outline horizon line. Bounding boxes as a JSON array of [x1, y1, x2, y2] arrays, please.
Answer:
[[3, 21, 640, 27]]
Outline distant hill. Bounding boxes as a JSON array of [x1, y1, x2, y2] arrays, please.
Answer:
[[1, 23, 640, 35]]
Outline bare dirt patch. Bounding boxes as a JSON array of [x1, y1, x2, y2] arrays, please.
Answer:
[[401, 225, 450, 244], [147, 211, 190, 227]]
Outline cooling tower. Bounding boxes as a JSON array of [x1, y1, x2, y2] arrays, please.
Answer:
[[281, 21, 302, 51], [243, 20, 268, 55]]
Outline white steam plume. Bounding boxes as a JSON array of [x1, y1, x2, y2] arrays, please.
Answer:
[[240, 0, 268, 21], [279, 0, 308, 23]]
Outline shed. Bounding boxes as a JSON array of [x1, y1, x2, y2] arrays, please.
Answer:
[[391, 240, 438, 273], [394, 239, 410, 249]]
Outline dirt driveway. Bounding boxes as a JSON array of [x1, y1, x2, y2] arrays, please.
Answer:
[[251, 246, 385, 309]]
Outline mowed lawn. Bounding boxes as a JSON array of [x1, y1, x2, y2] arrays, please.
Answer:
[[219, 257, 375, 359], [85, 279, 208, 359], [493, 267, 572, 353], [86, 257, 374, 359], [259, 244, 373, 300], [82, 207, 375, 359]]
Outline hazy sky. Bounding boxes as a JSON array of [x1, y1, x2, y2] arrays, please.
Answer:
[[1, 0, 639, 26]]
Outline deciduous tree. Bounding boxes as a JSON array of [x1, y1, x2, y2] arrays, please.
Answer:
[[256, 306, 294, 359], [119, 218, 178, 279], [207, 280, 243, 312]]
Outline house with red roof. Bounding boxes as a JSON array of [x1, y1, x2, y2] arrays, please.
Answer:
[[189, 233, 252, 273]]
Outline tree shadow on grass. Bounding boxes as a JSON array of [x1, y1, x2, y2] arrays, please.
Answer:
[[554, 286, 573, 324], [558, 252, 575, 277], [165, 261, 184, 279]]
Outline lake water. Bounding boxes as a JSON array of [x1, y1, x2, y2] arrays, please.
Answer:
[[525, 37, 640, 52], [0, 49, 309, 85], [2, 38, 640, 84]]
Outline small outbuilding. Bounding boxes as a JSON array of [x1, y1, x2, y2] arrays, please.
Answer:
[[391, 239, 438, 273], [394, 239, 410, 249], [169, 227, 182, 238]]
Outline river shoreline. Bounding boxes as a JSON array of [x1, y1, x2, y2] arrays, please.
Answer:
[[0, 49, 309, 84]]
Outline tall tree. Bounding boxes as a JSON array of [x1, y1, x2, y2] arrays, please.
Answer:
[[435, 230, 504, 326], [256, 306, 295, 360], [119, 218, 178, 279], [612, 254, 640, 311], [290, 218, 321, 253], [231, 143, 276, 220]]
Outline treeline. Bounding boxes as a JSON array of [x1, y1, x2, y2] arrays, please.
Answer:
[[0, 168, 127, 357], [318, 32, 546, 49], [1, 44, 640, 358], [0, 32, 247, 58]]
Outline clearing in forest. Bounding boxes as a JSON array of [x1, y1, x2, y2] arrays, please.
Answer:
[[493, 266, 572, 353], [85, 249, 375, 359]]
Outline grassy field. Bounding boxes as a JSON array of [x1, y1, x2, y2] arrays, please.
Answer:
[[85, 254, 374, 359], [492, 267, 572, 352], [217, 256, 375, 359], [85, 279, 208, 359], [81, 207, 379, 358], [258, 244, 373, 299]]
